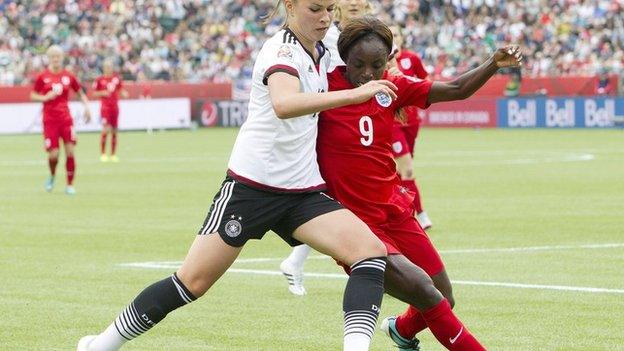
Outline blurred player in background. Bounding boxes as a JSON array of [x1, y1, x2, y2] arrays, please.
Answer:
[[318, 17, 522, 350], [324, 0, 371, 70], [77, 1, 399, 350], [387, 25, 432, 230], [30, 45, 91, 195], [280, 0, 371, 296], [93, 59, 128, 163]]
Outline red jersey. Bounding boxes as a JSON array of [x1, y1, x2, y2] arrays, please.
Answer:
[[395, 50, 428, 126], [93, 74, 123, 111], [33, 69, 82, 122], [317, 67, 432, 225]]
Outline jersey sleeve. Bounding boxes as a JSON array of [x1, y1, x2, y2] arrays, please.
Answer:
[[412, 56, 428, 79], [92, 78, 101, 91], [260, 40, 301, 85], [393, 75, 433, 109], [70, 74, 82, 93], [33, 74, 45, 94]]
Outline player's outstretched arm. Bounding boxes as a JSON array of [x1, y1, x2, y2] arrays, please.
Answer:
[[268, 72, 397, 119], [427, 45, 523, 104]]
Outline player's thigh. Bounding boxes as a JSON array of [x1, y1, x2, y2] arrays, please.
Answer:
[[384, 254, 443, 310], [60, 122, 76, 154], [389, 215, 445, 277], [292, 208, 386, 266], [177, 233, 242, 297], [43, 122, 60, 152]]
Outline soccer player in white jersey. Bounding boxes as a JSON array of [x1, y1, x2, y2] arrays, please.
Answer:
[[280, 0, 371, 296], [77, 1, 398, 351]]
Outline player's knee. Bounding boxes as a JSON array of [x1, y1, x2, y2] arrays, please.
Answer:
[[446, 294, 456, 308], [176, 271, 211, 298], [399, 168, 413, 180]]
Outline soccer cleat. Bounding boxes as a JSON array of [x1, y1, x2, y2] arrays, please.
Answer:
[[44, 176, 55, 192], [380, 316, 421, 350], [100, 154, 109, 162], [65, 186, 76, 195], [76, 335, 97, 351], [416, 211, 432, 230], [110, 155, 119, 163], [279, 260, 306, 296]]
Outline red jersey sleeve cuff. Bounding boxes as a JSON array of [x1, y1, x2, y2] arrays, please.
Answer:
[[263, 64, 299, 85]]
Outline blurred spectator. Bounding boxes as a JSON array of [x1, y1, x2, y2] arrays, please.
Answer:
[[0, 0, 622, 85], [595, 68, 615, 95]]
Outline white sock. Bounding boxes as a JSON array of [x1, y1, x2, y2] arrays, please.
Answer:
[[88, 323, 127, 351], [285, 244, 311, 269], [343, 333, 371, 351]]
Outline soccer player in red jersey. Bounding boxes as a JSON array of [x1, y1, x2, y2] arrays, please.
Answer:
[[387, 25, 433, 230], [30, 45, 91, 195], [93, 59, 128, 163], [317, 17, 522, 350]]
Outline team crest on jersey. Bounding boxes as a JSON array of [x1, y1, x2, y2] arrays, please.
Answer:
[[61, 76, 70, 85], [224, 216, 242, 237], [400, 58, 412, 70], [277, 45, 293, 61], [392, 141, 403, 153], [375, 92, 392, 107]]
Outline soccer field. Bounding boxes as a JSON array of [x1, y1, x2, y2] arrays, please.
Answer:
[[1, 128, 623, 351]]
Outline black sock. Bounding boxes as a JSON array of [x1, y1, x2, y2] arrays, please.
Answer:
[[343, 257, 387, 340], [114, 273, 196, 340]]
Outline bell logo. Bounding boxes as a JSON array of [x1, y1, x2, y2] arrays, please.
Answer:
[[507, 100, 537, 127], [545, 99, 575, 127], [585, 99, 614, 127]]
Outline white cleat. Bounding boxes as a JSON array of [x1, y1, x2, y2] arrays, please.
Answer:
[[416, 211, 432, 230], [77, 335, 97, 351], [279, 260, 306, 296]]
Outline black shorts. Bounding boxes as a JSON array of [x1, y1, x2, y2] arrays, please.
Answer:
[[197, 177, 344, 247]]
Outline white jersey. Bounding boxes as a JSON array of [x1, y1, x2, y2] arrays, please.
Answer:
[[228, 28, 331, 192], [324, 23, 344, 71]]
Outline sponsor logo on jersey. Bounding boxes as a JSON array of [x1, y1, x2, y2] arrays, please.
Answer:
[[277, 45, 293, 61], [225, 216, 242, 237], [375, 92, 392, 107], [400, 58, 412, 70]]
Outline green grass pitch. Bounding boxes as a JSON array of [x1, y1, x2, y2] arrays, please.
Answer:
[[1, 128, 623, 350]]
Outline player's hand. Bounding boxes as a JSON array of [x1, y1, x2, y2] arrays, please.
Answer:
[[83, 108, 92, 123], [352, 80, 398, 104], [493, 45, 523, 68]]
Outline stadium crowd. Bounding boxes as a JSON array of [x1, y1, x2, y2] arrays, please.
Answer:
[[0, 0, 622, 86]]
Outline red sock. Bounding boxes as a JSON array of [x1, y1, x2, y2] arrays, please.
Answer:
[[48, 157, 58, 176], [111, 132, 117, 155], [401, 179, 424, 213], [396, 305, 428, 339], [100, 131, 107, 154], [421, 299, 486, 351], [66, 156, 75, 185]]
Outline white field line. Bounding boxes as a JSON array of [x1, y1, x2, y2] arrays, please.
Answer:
[[119, 242, 624, 269], [117, 264, 624, 295], [118, 242, 624, 295]]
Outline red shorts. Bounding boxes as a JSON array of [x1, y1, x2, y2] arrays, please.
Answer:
[[101, 108, 119, 128], [43, 119, 75, 151], [391, 123, 420, 158], [340, 213, 444, 277]]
